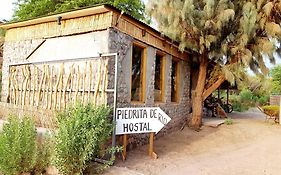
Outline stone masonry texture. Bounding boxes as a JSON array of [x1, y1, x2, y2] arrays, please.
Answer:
[[1, 27, 191, 147]]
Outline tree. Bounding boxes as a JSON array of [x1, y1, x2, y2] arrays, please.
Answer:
[[270, 65, 281, 94], [148, 0, 281, 129], [13, 0, 148, 22]]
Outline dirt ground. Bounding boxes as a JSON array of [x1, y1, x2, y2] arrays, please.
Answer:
[[104, 109, 281, 175]]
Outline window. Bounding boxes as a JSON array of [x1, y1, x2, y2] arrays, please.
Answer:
[[171, 59, 180, 102], [131, 45, 145, 102], [154, 53, 165, 102]]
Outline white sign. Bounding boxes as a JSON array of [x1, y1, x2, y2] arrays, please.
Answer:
[[115, 107, 171, 135]]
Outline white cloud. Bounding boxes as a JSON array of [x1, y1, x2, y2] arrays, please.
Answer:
[[0, 0, 16, 21]]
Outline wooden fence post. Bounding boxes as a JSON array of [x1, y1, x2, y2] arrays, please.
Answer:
[[148, 132, 158, 159], [122, 134, 128, 161]]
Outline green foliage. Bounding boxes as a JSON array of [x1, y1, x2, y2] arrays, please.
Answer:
[[148, 0, 281, 80], [0, 116, 37, 175], [270, 65, 281, 94], [33, 136, 53, 175], [240, 89, 254, 102], [230, 88, 269, 112], [232, 100, 248, 112], [224, 117, 233, 125], [13, 0, 149, 22], [53, 103, 113, 175]]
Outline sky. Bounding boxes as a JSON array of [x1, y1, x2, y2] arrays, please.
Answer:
[[0, 0, 149, 21], [0, 0, 16, 21]]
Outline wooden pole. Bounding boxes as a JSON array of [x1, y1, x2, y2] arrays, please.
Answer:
[[26, 66, 31, 106], [14, 69, 19, 105], [148, 132, 158, 159], [74, 66, 81, 103], [88, 62, 92, 103], [82, 62, 87, 104], [93, 60, 102, 105], [48, 66, 54, 109], [122, 134, 128, 161]]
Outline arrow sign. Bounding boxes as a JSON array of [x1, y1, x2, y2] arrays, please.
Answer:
[[115, 107, 171, 135]]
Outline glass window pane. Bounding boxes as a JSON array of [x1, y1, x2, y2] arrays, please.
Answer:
[[155, 54, 163, 102], [131, 45, 144, 101]]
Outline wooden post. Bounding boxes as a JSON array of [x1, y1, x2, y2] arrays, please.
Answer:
[[148, 132, 158, 159], [122, 134, 128, 161]]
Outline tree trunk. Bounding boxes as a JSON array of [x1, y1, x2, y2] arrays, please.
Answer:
[[202, 76, 225, 101], [190, 54, 208, 130]]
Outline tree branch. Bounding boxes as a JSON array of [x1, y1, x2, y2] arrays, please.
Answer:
[[202, 76, 225, 101]]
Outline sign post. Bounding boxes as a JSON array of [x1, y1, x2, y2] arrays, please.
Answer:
[[116, 107, 171, 160]]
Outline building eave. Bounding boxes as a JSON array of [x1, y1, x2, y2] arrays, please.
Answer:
[[0, 5, 110, 30]]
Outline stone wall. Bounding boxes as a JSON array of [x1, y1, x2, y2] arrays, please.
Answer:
[[108, 28, 191, 147], [1, 27, 191, 148], [0, 102, 55, 128]]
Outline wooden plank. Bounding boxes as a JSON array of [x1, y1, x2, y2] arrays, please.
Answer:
[[122, 134, 128, 161], [148, 132, 158, 159]]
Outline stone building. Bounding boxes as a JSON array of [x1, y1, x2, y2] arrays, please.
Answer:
[[0, 4, 191, 144]]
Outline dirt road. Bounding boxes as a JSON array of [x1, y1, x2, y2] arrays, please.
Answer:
[[104, 109, 281, 175]]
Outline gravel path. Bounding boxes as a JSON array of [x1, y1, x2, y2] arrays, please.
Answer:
[[104, 109, 281, 175]]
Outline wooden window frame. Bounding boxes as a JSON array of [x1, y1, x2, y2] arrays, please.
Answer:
[[154, 51, 166, 103], [171, 58, 180, 103], [130, 42, 147, 103]]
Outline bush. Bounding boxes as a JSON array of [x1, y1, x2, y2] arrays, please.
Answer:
[[230, 89, 269, 112], [33, 136, 53, 175], [257, 95, 269, 106], [262, 105, 280, 117], [53, 103, 113, 175], [0, 116, 37, 175], [224, 117, 233, 125], [239, 89, 254, 102], [0, 116, 52, 175], [232, 100, 248, 112]]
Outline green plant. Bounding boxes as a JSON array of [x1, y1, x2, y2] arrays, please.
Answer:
[[33, 136, 53, 175], [224, 117, 233, 125], [0, 116, 37, 175], [262, 105, 280, 117], [257, 95, 269, 106], [53, 103, 113, 175]]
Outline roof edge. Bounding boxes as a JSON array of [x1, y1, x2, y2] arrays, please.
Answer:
[[0, 4, 109, 30]]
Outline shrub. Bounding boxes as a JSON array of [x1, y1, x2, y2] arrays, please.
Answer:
[[232, 100, 247, 112], [229, 89, 270, 112], [239, 89, 254, 102], [33, 136, 53, 175], [224, 117, 233, 125], [0, 116, 37, 175], [53, 103, 113, 175], [262, 105, 280, 117], [257, 95, 269, 106]]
